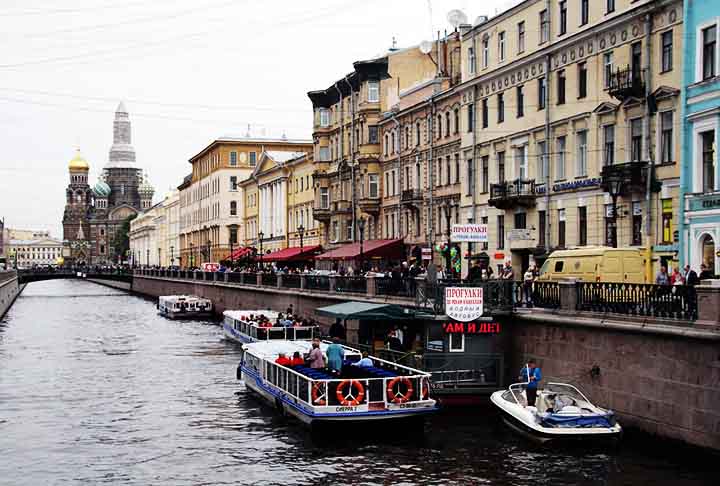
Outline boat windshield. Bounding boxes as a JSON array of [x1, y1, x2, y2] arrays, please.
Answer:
[[542, 383, 591, 404]]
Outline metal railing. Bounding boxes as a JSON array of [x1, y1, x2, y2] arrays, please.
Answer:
[[576, 282, 698, 320], [334, 276, 367, 293], [422, 353, 503, 388], [305, 275, 330, 291], [281, 274, 301, 289], [242, 272, 258, 285], [376, 276, 415, 298], [514, 281, 560, 309], [261, 273, 277, 287]]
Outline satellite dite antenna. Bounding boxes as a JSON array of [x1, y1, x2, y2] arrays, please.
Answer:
[[446, 9, 468, 30]]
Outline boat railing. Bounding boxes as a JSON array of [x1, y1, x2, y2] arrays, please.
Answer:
[[229, 318, 319, 341], [322, 340, 432, 377]]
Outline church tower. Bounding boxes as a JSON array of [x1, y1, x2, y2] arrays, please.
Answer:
[[62, 149, 93, 264], [104, 102, 141, 209]]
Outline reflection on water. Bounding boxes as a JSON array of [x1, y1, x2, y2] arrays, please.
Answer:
[[0, 280, 716, 485]]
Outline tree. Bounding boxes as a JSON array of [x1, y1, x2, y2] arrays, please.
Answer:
[[113, 214, 137, 262]]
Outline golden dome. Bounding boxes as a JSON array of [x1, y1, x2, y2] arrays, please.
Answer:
[[68, 149, 89, 171]]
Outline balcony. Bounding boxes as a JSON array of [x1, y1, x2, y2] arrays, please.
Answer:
[[607, 66, 646, 101], [313, 205, 331, 221], [488, 179, 539, 210], [401, 189, 423, 209], [600, 161, 649, 195], [358, 196, 380, 213], [332, 200, 352, 213]]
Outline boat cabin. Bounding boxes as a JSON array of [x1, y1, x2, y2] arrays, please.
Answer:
[[223, 310, 320, 344]]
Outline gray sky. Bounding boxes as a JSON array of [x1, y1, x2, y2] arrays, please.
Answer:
[[0, 0, 509, 238]]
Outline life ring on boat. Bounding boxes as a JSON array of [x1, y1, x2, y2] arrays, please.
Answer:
[[386, 376, 414, 404], [311, 382, 327, 406], [335, 380, 365, 407], [421, 377, 430, 400]]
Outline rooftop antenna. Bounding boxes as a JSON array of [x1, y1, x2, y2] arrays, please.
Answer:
[[446, 9, 468, 31], [245, 123, 251, 138]]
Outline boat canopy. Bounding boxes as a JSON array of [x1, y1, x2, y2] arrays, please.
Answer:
[[315, 301, 416, 321]]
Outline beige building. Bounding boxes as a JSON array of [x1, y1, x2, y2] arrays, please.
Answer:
[[129, 190, 180, 267], [178, 137, 311, 267], [458, 0, 683, 275], [6, 235, 63, 268]]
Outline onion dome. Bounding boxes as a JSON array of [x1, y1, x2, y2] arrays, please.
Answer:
[[139, 172, 155, 199], [92, 180, 111, 198], [68, 149, 89, 171]]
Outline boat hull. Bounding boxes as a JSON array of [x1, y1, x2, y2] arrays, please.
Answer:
[[223, 322, 253, 344], [159, 309, 213, 320]]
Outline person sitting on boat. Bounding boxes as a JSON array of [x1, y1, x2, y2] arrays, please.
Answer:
[[306, 339, 325, 369], [518, 360, 542, 407], [351, 352, 373, 368], [290, 351, 304, 367], [326, 337, 345, 375], [275, 353, 292, 366]]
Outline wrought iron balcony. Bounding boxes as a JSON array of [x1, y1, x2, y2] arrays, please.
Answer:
[[401, 189, 423, 208], [600, 161, 649, 195], [607, 66, 646, 101], [488, 179, 539, 209]]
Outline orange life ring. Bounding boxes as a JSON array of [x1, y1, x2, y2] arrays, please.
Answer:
[[311, 382, 327, 406], [335, 379, 365, 407], [421, 377, 430, 400], [386, 376, 414, 404]]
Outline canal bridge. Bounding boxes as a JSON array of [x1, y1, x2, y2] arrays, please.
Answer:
[[15, 269, 133, 285]]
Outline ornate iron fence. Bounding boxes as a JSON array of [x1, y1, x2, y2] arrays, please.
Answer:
[[305, 275, 330, 291], [334, 276, 367, 293], [261, 272, 277, 287], [242, 272, 257, 285], [226, 272, 243, 284], [375, 276, 415, 298], [576, 282, 698, 320], [282, 274, 301, 289]]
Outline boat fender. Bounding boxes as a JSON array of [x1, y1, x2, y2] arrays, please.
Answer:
[[421, 377, 430, 400], [386, 377, 414, 404], [335, 380, 365, 407]]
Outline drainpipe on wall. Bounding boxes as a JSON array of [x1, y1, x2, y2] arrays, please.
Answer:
[[678, 0, 690, 267], [543, 0, 552, 263], [391, 109, 401, 240], [334, 83, 346, 243], [643, 13, 654, 282], [428, 95, 436, 259], [344, 76, 357, 242]]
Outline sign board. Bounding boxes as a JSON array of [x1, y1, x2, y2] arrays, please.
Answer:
[[507, 229, 532, 241], [445, 287, 484, 322], [421, 248, 432, 260], [442, 321, 501, 334], [451, 224, 488, 242], [201, 262, 220, 272]]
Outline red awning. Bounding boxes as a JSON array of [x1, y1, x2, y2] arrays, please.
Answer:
[[314, 239, 404, 261], [230, 247, 254, 260], [259, 245, 322, 262]]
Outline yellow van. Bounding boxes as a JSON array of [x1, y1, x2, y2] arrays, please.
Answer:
[[537, 247, 648, 283]]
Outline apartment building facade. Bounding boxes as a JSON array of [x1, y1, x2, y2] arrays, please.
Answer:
[[458, 0, 683, 276], [129, 190, 180, 267]]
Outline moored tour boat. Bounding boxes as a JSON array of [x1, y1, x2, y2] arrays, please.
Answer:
[[223, 310, 319, 344], [239, 340, 438, 426], [158, 295, 213, 319], [490, 382, 622, 443]]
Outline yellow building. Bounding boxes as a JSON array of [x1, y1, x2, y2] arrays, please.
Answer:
[[178, 137, 311, 267], [458, 0, 683, 276]]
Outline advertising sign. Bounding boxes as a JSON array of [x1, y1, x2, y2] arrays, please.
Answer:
[[442, 321, 501, 334], [445, 287, 484, 322], [451, 224, 488, 242]]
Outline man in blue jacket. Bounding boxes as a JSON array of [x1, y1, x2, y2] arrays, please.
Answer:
[[519, 360, 542, 407]]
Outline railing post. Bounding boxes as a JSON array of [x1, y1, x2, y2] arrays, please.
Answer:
[[366, 274, 376, 297], [276, 274, 283, 289], [223, 272, 229, 283], [256, 273, 263, 286], [558, 280, 577, 312], [300, 274, 307, 290], [695, 284, 720, 326], [329, 276, 337, 294]]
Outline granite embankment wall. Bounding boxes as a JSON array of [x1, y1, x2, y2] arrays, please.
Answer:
[[0, 272, 22, 319], [86, 278, 132, 292], [511, 312, 720, 450]]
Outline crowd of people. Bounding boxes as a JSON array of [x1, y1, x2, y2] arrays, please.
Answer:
[[273, 337, 375, 375], [655, 263, 715, 286]]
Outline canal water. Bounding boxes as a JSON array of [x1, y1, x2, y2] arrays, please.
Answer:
[[0, 280, 716, 485]]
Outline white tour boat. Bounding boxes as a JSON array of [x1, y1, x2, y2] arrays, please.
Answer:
[[158, 295, 213, 319], [239, 340, 438, 425], [223, 310, 319, 344], [490, 382, 622, 443]]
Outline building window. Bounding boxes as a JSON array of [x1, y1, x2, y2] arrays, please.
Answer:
[[631, 118, 643, 162], [518, 21, 525, 53], [100, 245, 105, 254], [604, 51, 614, 88], [557, 70, 566, 105], [538, 77, 546, 110], [632, 202, 642, 246], [482, 38, 489, 68], [230, 201, 237, 216], [605, 205, 616, 247], [516, 145, 528, 180], [702, 131, 716, 192], [437, 158, 443, 187], [497, 151, 505, 183], [498, 31, 506, 61], [631, 42, 642, 80], [576, 131, 588, 177], [481, 99, 489, 128], [347, 221, 354, 241], [481, 156, 489, 193], [319, 146, 330, 161], [467, 103, 475, 132], [558, 209, 566, 248], [455, 154, 460, 184], [603, 125, 615, 166], [467, 159, 474, 196], [367, 81, 380, 102], [437, 115, 442, 140], [540, 9, 549, 44], [538, 210, 546, 248], [230, 151, 237, 166], [368, 174, 379, 198], [607, 0, 615, 14], [559, 1, 567, 36], [445, 156, 451, 185], [319, 108, 330, 127], [249, 152, 257, 166], [230, 176, 238, 191], [320, 187, 329, 209], [468, 47, 476, 74], [497, 215, 505, 250], [580, 0, 589, 26], [368, 125, 379, 144], [578, 62, 587, 98], [497, 93, 504, 123], [660, 111, 673, 163], [415, 122, 421, 146], [514, 212, 526, 230], [578, 206, 587, 246], [702, 25, 717, 80], [516, 85, 524, 118], [555, 136, 566, 180], [661, 30, 673, 72], [454, 109, 459, 135], [662, 199, 673, 244], [538, 141, 547, 181], [445, 112, 451, 137]]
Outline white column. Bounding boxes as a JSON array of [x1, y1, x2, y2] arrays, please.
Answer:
[[280, 180, 286, 239], [261, 186, 267, 236]]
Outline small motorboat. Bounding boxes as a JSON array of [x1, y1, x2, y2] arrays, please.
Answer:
[[158, 295, 213, 319], [490, 382, 622, 443]]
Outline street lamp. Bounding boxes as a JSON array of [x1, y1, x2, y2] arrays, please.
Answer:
[[297, 225, 305, 251], [605, 176, 624, 249], [158, 247, 161, 267], [146, 248, 150, 267], [258, 231, 264, 269], [206, 239, 211, 263], [190, 242, 194, 268], [229, 234, 234, 268], [170, 245, 174, 267], [357, 217, 366, 271], [444, 200, 457, 276]]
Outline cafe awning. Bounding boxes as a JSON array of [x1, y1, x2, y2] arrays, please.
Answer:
[[259, 245, 322, 262], [230, 247, 254, 260], [314, 239, 404, 261], [315, 301, 417, 321]]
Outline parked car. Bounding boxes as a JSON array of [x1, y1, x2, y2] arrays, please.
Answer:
[[537, 247, 648, 283]]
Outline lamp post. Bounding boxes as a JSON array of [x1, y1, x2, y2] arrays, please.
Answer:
[[146, 248, 150, 267], [157, 247, 161, 267], [206, 239, 211, 263], [229, 235, 234, 268], [170, 245, 174, 267], [605, 176, 624, 249], [189, 242, 194, 268], [258, 231, 264, 269], [444, 200, 457, 276], [297, 225, 305, 251], [357, 218, 366, 272]]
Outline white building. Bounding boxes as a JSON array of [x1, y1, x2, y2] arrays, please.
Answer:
[[6, 237, 64, 268], [129, 190, 180, 267]]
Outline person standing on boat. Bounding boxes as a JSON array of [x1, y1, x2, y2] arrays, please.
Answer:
[[519, 360, 542, 407], [326, 337, 345, 375], [306, 339, 325, 369]]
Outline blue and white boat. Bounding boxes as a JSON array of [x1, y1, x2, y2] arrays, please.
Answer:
[[490, 382, 622, 443], [239, 340, 438, 425], [222, 310, 319, 344], [158, 295, 213, 319]]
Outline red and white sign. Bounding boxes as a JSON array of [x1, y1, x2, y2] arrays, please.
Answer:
[[451, 224, 488, 242], [444, 287, 484, 322], [442, 321, 501, 334], [421, 248, 432, 260], [201, 262, 220, 272]]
